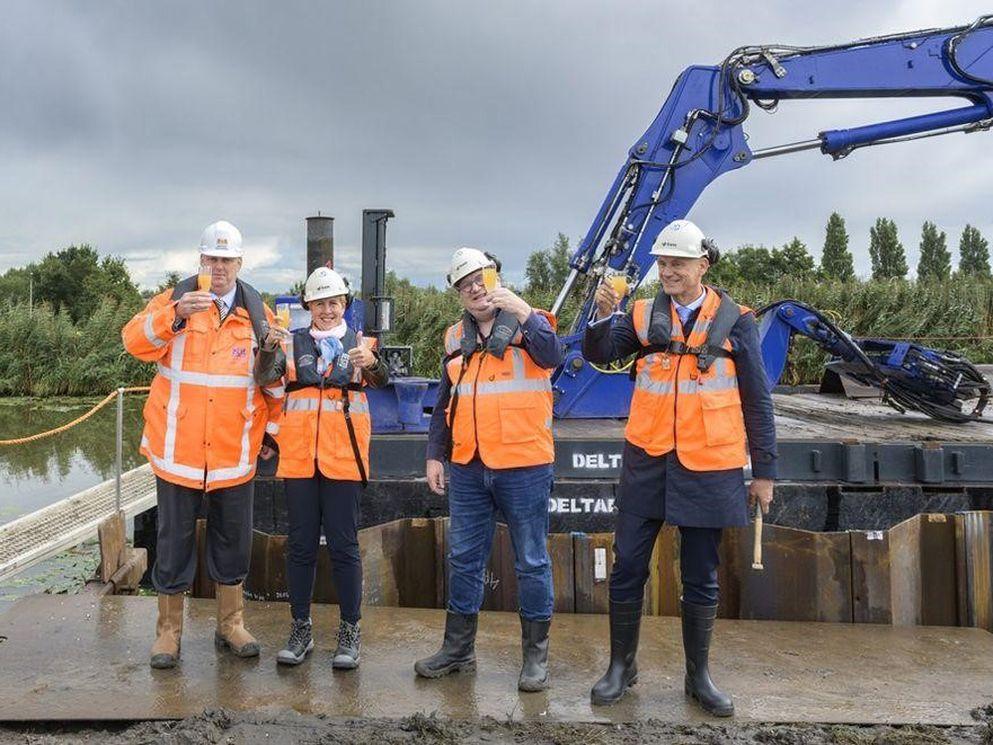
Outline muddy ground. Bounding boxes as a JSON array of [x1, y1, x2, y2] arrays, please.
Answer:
[[1, 709, 991, 745]]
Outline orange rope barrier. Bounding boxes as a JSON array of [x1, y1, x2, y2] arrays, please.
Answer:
[[0, 387, 151, 446]]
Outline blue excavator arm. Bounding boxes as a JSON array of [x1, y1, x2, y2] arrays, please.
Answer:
[[756, 300, 989, 423], [551, 16, 993, 419]]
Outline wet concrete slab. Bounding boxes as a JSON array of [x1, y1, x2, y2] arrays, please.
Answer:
[[0, 594, 991, 724]]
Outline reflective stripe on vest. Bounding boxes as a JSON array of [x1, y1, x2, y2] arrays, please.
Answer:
[[626, 288, 747, 471], [146, 329, 258, 488], [443, 313, 555, 469], [275, 330, 371, 481]]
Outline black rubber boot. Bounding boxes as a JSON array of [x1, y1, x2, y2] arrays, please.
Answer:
[[682, 599, 734, 717], [414, 611, 477, 678], [590, 599, 642, 706], [518, 616, 551, 692]]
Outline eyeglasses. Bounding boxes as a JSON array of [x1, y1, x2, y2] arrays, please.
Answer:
[[456, 276, 485, 295]]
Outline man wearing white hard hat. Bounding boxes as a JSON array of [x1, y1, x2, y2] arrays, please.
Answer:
[[123, 220, 284, 669], [415, 247, 562, 692], [254, 266, 388, 669], [583, 219, 777, 716]]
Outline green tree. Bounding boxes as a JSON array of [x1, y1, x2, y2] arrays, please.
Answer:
[[32, 245, 141, 322], [704, 250, 741, 287], [524, 232, 571, 294], [958, 224, 991, 278], [868, 218, 908, 280], [916, 221, 951, 281], [775, 237, 815, 279], [820, 212, 855, 281], [735, 245, 779, 283], [0, 266, 34, 306], [156, 271, 184, 293]]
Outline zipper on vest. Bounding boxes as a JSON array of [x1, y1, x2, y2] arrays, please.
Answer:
[[470, 350, 487, 461], [314, 375, 327, 473], [672, 353, 682, 451]]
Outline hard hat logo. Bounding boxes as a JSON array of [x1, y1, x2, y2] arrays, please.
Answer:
[[651, 219, 710, 259], [199, 220, 244, 258], [303, 267, 349, 303]]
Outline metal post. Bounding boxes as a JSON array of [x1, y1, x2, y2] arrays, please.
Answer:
[[306, 214, 335, 276], [115, 387, 124, 515], [361, 209, 396, 337]]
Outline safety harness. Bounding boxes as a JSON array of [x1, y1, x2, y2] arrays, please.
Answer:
[[442, 309, 523, 460], [285, 328, 368, 486], [631, 286, 743, 379]]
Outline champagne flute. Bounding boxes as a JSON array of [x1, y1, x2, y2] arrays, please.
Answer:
[[605, 269, 630, 315], [275, 303, 291, 330], [482, 265, 499, 293], [197, 262, 212, 292]]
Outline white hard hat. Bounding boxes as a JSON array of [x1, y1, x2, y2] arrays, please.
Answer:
[[447, 247, 494, 287], [199, 220, 244, 258], [651, 219, 710, 259], [303, 266, 349, 303]]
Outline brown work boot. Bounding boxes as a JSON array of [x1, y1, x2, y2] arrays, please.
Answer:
[[150, 592, 185, 669], [214, 582, 260, 658]]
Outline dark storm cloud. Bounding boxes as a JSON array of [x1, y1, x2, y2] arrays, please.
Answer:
[[0, 0, 989, 289]]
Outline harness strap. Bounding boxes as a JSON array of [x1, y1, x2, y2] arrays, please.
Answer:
[[694, 291, 743, 371], [340, 386, 368, 487]]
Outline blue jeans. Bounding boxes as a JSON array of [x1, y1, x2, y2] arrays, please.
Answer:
[[447, 460, 554, 621]]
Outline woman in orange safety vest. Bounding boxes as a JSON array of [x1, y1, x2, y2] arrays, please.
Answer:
[[254, 266, 388, 668]]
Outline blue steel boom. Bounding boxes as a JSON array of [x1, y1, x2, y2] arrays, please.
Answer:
[[551, 16, 993, 422]]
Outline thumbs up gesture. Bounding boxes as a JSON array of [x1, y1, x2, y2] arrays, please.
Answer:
[[347, 331, 376, 370]]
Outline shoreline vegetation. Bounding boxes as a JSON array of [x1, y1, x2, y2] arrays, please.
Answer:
[[3, 217, 993, 397]]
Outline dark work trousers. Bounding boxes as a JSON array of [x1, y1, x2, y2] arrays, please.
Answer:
[[284, 474, 362, 623], [151, 476, 254, 594], [610, 510, 722, 606]]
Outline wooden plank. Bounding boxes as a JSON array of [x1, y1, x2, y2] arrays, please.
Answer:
[[482, 523, 518, 612], [109, 547, 147, 593], [396, 518, 438, 608], [192, 518, 215, 599], [548, 532, 575, 614], [433, 517, 449, 608], [736, 524, 852, 623], [573, 533, 614, 614], [919, 514, 958, 626], [359, 519, 404, 608], [243, 531, 285, 602], [850, 527, 895, 624], [955, 511, 993, 631], [97, 512, 126, 584], [646, 526, 680, 617], [717, 527, 744, 620]]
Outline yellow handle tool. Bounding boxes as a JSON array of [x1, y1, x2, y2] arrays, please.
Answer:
[[752, 503, 764, 571]]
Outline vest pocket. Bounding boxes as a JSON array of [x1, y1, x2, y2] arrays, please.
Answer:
[[699, 390, 745, 447], [498, 398, 538, 444]]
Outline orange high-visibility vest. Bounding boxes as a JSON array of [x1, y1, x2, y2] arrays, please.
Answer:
[[122, 288, 283, 491], [275, 329, 372, 481], [444, 311, 555, 469], [626, 287, 749, 471]]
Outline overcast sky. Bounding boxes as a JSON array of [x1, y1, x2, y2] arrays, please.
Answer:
[[1, 1, 991, 291]]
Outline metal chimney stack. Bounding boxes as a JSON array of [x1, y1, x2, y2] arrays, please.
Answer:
[[306, 214, 334, 275]]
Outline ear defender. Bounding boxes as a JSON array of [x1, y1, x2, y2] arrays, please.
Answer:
[[484, 251, 502, 273], [702, 237, 720, 265], [341, 276, 354, 310]]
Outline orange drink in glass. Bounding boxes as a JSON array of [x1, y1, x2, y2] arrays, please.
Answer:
[[608, 273, 629, 299], [482, 265, 499, 292], [197, 264, 212, 292]]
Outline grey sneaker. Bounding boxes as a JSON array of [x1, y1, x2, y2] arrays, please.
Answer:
[[276, 617, 314, 666], [332, 619, 360, 669]]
